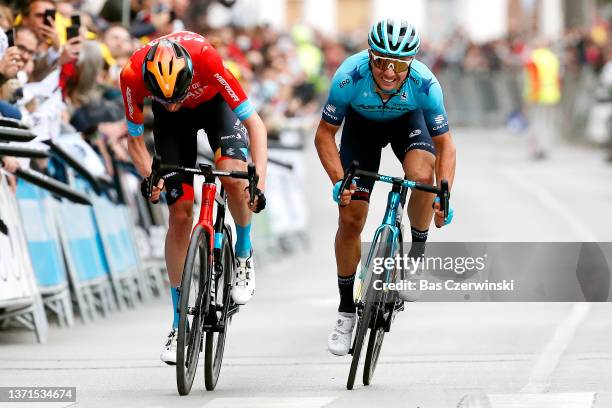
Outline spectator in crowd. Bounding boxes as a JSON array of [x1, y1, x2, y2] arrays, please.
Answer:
[[102, 24, 134, 63], [0, 5, 14, 31], [523, 38, 562, 159], [19, 0, 82, 80]]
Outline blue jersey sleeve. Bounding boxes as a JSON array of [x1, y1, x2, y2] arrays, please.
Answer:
[[420, 78, 449, 136], [321, 53, 366, 126], [322, 71, 352, 125]]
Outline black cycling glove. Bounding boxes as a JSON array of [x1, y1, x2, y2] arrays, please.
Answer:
[[251, 187, 266, 213], [140, 176, 152, 199]]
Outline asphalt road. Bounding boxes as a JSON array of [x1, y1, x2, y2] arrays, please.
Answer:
[[2, 127, 612, 408]]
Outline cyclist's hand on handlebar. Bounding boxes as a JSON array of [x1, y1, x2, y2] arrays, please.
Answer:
[[245, 187, 266, 213], [433, 197, 454, 228], [140, 175, 165, 203], [333, 180, 357, 207], [151, 177, 165, 202]]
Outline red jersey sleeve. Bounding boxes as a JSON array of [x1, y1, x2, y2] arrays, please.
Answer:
[[198, 45, 255, 121], [120, 59, 147, 137]]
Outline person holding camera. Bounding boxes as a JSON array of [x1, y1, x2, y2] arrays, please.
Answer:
[[19, 0, 82, 79]]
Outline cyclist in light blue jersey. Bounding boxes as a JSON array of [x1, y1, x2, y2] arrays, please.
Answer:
[[314, 18, 457, 356]]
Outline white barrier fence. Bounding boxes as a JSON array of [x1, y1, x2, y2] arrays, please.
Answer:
[[0, 141, 309, 343]]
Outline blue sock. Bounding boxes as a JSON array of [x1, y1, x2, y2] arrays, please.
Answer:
[[170, 287, 180, 329], [235, 223, 252, 259]]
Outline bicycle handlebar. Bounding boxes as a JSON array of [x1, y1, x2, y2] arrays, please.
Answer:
[[147, 156, 259, 205], [336, 160, 450, 220]]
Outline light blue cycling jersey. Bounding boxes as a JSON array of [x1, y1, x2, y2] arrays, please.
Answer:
[[322, 50, 450, 136]]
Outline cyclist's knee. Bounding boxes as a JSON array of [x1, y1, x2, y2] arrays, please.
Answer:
[[219, 176, 246, 196], [406, 165, 434, 185], [168, 201, 193, 229], [404, 150, 435, 185], [338, 207, 367, 236]]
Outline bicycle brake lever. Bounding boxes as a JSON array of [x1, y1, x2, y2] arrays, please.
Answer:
[[247, 163, 257, 206], [337, 160, 359, 204], [149, 155, 162, 204], [439, 179, 449, 220]]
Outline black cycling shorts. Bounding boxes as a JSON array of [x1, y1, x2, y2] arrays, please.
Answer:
[[152, 94, 249, 206], [339, 107, 435, 202]]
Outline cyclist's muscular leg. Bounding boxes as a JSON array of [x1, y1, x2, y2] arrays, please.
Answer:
[[216, 158, 256, 304], [216, 159, 250, 227], [336, 201, 369, 277], [166, 200, 194, 287], [403, 149, 436, 230]]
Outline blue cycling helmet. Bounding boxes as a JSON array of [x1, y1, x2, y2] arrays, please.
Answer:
[[368, 18, 420, 57]]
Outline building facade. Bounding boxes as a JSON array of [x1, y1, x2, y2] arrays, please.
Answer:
[[212, 0, 578, 43]]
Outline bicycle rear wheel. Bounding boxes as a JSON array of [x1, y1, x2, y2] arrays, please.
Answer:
[[204, 227, 234, 390], [363, 229, 401, 385], [176, 225, 208, 396], [347, 228, 393, 390]]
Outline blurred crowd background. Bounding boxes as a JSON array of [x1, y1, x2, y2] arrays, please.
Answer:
[[0, 0, 611, 339], [0, 0, 611, 195]]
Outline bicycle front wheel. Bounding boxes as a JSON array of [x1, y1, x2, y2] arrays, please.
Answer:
[[347, 228, 393, 390], [176, 225, 208, 396], [363, 229, 401, 385], [204, 227, 234, 390]]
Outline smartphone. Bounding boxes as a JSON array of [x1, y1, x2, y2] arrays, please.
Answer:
[[44, 9, 56, 26], [66, 25, 80, 40], [70, 14, 81, 27], [5, 28, 15, 47]]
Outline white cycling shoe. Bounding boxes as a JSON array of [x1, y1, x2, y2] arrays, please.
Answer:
[[231, 254, 255, 305], [327, 312, 356, 356], [396, 268, 423, 302], [396, 253, 425, 302], [160, 329, 177, 365]]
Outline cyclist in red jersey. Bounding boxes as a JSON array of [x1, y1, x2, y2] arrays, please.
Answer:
[[120, 31, 268, 365]]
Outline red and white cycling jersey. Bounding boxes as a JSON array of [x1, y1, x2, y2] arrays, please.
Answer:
[[120, 31, 254, 137]]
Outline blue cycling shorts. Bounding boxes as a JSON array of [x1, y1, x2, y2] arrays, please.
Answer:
[[339, 108, 435, 202]]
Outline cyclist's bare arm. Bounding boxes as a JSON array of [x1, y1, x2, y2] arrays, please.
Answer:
[[314, 119, 344, 184], [432, 131, 456, 189], [127, 136, 152, 178], [432, 131, 456, 227], [241, 112, 268, 191], [127, 136, 163, 202]]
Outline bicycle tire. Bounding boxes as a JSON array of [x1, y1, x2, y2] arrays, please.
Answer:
[[347, 228, 392, 390], [363, 229, 402, 385], [204, 226, 234, 390], [176, 225, 208, 396]]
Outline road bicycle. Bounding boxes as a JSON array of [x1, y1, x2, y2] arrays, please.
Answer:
[[336, 161, 450, 390], [148, 157, 259, 394]]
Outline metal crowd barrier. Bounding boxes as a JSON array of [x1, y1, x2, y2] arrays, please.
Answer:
[[438, 67, 601, 142], [1, 119, 168, 342], [438, 69, 523, 128], [15, 180, 74, 328], [0, 175, 48, 343], [252, 145, 309, 262]]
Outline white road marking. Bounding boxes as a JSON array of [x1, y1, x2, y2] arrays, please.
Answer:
[[499, 167, 598, 241], [521, 303, 591, 393], [203, 397, 336, 408], [499, 168, 594, 393], [487, 392, 596, 408]]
